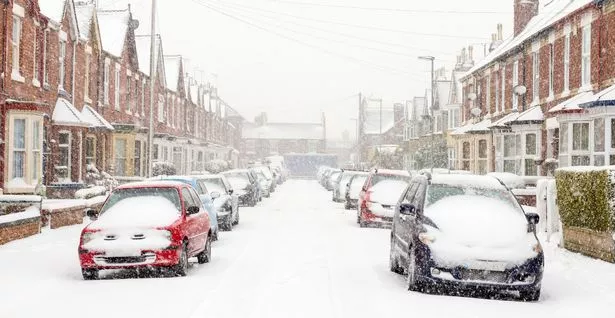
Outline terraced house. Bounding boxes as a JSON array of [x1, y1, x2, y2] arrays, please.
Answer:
[[454, 0, 615, 176], [0, 0, 242, 196]]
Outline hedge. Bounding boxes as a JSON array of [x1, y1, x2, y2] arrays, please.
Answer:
[[555, 168, 615, 233]]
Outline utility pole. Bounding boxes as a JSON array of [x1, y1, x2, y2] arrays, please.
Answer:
[[357, 93, 362, 167], [147, 0, 157, 177], [379, 98, 383, 167]]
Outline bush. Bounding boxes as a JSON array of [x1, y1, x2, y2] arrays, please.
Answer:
[[555, 167, 615, 233], [204, 159, 230, 174], [84, 164, 118, 191], [152, 162, 177, 177]]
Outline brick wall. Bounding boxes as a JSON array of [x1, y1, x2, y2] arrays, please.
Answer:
[[0, 217, 41, 245], [563, 226, 615, 263]]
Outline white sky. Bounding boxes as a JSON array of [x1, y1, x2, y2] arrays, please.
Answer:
[[98, 0, 513, 140]]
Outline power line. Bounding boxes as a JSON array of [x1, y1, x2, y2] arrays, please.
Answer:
[[191, 0, 429, 80], [205, 0, 489, 40], [262, 0, 511, 15]]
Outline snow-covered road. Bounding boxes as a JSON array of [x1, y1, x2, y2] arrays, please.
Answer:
[[1, 180, 614, 318]]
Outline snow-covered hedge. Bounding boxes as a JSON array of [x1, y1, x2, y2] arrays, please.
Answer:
[[555, 167, 615, 233], [152, 162, 177, 177], [204, 159, 230, 174], [84, 164, 118, 191]]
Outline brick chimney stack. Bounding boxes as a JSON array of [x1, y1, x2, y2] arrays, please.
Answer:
[[514, 0, 539, 36]]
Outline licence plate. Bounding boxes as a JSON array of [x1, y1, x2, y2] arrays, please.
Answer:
[[466, 260, 508, 272]]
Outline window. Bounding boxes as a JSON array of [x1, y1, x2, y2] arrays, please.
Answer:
[[85, 136, 96, 165], [500, 65, 506, 112], [59, 41, 66, 89], [478, 139, 488, 175], [485, 75, 491, 114], [448, 148, 456, 169], [158, 94, 165, 122], [495, 72, 500, 113], [114, 139, 127, 176], [43, 30, 49, 84], [134, 140, 142, 176], [524, 133, 538, 176], [31, 122, 41, 182], [564, 34, 570, 92], [11, 16, 22, 77], [512, 61, 519, 110], [532, 51, 539, 102], [526, 133, 537, 155], [57, 132, 71, 182], [173, 147, 183, 173], [549, 44, 554, 97], [85, 54, 90, 99], [582, 25, 591, 87], [114, 66, 120, 110], [33, 29, 39, 84], [134, 78, 140, 116], [12, 119, 26, 179], [126, 75, 132, 113], [104, 61, 110, 104], [594, 118, 605, 152], [571, 122, 590, 166], [462, 141, 471, 171], [503, 135, 517, 173], [153, 144, 159, 161]]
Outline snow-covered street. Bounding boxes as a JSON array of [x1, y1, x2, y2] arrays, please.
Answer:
[[1, 180, 614, 318]]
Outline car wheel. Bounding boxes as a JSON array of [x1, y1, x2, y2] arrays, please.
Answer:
[[174, 242, 189, 277], [197, 236, 212, 264], [407, 248, 422, 292], [233, 209, 240, 225], [213, 229, 219, 241], [344, 202, 351, 210], [389, 237, 403, 274], [519, 288, 541, 302], [82, 268, 99, 280], [223, 217, 233, 231]]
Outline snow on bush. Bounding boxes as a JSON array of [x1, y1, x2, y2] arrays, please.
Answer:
[[75, 186, 107, 199], [204, 159, 230, 174], [424, 195, 536, 267], [85, 164, 118, 191], [152, 161, 177, 177]]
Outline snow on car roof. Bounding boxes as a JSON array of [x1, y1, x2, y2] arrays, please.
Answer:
[[431, 174, 506, 189], [374, 169, 410, 176], [116, 180, 187, 189]]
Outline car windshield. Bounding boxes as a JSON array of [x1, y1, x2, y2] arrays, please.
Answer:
[[100, 188, 181, 214], [425, 184, 520, 210]]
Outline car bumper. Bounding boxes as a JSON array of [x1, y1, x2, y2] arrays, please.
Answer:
[[79, 248, 181, 270], [346, 199, 358, 207], [217, 211, 232, 223]]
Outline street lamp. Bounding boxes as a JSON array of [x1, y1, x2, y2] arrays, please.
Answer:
[[418, 56, 435, 171]]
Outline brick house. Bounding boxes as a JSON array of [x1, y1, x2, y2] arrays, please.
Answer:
[[358, 97, 405, 166], [456, 0, 615, 175]]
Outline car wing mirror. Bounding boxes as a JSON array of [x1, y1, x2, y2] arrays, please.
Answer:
[[399, 203, 417, 216], [228, 189, 234, 195], [525, 212, 540, 225], [187, 206, 200, 215], [86, 209, 99, 221]]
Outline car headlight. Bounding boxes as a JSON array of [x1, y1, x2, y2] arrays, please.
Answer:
[[81, 232, 96, 245], [418, 232, 436, 244], [160, 230, 172, 240]]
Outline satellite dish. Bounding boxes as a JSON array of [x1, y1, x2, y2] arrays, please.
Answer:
[[467, 92, 478, 101], [514, 85, 527, 96], [471, 107, 482, 117]]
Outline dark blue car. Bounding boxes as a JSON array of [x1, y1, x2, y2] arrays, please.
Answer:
[[389, 173, 543, 301]]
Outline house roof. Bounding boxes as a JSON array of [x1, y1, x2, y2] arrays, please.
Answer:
[[242, 122, 324, 140], [164, 56, 182, 92], [467, 118, 492, 133], [39, 0, 66, 24], [464, 0, 593, 78], [52, 98, 91, 127], [580, 84, 615, 108], [135, 34, 164, 80], [81, 105, 114, 130], [548, 91, 595, 113], [97, 9, 130, 58], [510, 106, 544, 124], [75, 2, 95, 40], [488, 111, 520, 129], [451, 122, 474, 135], [363, 107, 395, 135]]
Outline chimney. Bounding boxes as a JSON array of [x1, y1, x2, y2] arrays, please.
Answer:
[[461, 48, 467, 63], [468, 45, 474, 62], [497, 23, 503, 40], [514, 0, 539, 36]]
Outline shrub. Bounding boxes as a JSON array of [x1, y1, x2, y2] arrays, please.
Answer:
[[555, 167, 615, 233], [204, 159, 230, 174], [84, 164, 118, 191], [152, 162, 177, 177]]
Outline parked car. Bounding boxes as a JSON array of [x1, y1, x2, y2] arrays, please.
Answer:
[[223, 169, 260, 206], [254, 170, 272, 198], [389, 173, 543, 301], [345, 172, 369, 210], [326, 169, 342, 191], [358, 169, 411, 224], [358, 179, 409, 227], [253, 166, 277, 193], [152, 176, 219, 240], [79, 181, 212, 280], [332, 170, 362, 203], [197, 174, 240, 231], [319, 167, 335, 187]]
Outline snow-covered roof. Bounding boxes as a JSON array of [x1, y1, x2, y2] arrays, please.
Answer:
[[75, 2, 95, 40], [450, 122, 474, 136], [580, 84, 615, 108], [39, 0, 65, 24], [81, 105, 114, 130], [488, 111, 519, 129], [363, 107, 395, 135], [546, 117, 559, 130], [510, 105, 543, 124], [164, 56, 182, 92], [431, 174, 506, 189], [52, 98, 91, 127], [464, 0, 593, 78], [97, 9, 130, 58], [467, 118, 492, 133], [548, 91, 594, 113], [243, 123, 324, 140]]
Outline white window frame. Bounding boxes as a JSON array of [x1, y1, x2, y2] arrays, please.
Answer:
[[6, 113, 44, 193], [43, 29, 49, 85], [523, 132, 539, 176], [548, 44, 554, 98], [532, 51, 539, 103], [114, 64, 121, 110], [512, 61, 519, 111], [114, 138, 128, 177], [581, 25, 592, 88], [85, 135, 96, 166], [11, 15, 24, 82], [103, 59, 110, 105], [57, 131, 72, 183], [563, 32, 571, 94], [32, 26, 40, 87], [84, 52, 91, 102], [569, 121, 592, 166], [485, 74, 491, 115], [58, 40, 66, 90]]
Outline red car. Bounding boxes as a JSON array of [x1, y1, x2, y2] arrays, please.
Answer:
[[358, 169, 411, 227], [79, 181, 212, 280]]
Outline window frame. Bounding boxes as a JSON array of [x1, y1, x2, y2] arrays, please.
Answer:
[[57, 131, 72, 182], [11, 15, 22, 79], [6, 113, 44, 193], [85, 135, 96, 166], [512, 60, 519, 111], [532, 51, 539, 103], [548, 43, 554, 98], [114, 65, 121, 110], [58, 40, 66, 90], [581, 25, 591, 87]]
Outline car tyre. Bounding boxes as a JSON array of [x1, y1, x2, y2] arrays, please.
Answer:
[[519, 288, 541, 302], [389, 238, 403, 274], [407, 248, 422, 292], [173, 242, 189, 277], [233, 209, 240, 225], [82, 268, 99, 280], [344, 202, 351, 210], [223, 217, 233, 231], [197, 236, 212, 264]]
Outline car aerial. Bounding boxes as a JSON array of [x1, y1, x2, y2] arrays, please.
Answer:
[[332, 170, 363, 203], [223, 169, 261, 206], [389, 173, 543, 301], [78, 181, 212, 280], [358, 169, 412, 225], [152, 175, 219, 240], [197, 174, 240, 231], [345, 172, 369, 210], [358, 179, 410, 228]]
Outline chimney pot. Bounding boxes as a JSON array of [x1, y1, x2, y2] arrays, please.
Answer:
[[497, 23, 503, 40], [468, 46, 474, 61]]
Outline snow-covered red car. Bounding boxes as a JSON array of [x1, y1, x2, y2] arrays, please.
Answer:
[[78, 181, 212, 280], [358, 169, 411, 226], [389, 174, 543, 301], [359, 179, 409, 227]]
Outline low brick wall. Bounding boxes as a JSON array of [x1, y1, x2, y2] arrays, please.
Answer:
[[0, 217, 41, 245], [44, 206, 86, 230], [563, 226, 615, 263]]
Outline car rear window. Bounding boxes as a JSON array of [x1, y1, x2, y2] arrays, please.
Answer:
[[426, 184, 519, 210]]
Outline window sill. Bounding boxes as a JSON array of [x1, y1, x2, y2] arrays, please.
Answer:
[[84, 96, 92, 104], [579, 85, 593, 93], [561, 90, 570, 98], [547, 94, 555, 102], [11, 71, 25, 83], [32, 79, 41, 88]]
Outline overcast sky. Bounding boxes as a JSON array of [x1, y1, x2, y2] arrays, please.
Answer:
[[99, 0, 513, 140]]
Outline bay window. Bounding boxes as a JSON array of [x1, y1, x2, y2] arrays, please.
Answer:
[[85, 136, 96, 166], [31, 122, 41, 183], [525, 133, 538, 176], [594, 118, 605, 166], [571, 122, 590, 166], [114, 138, 127, 176], [6, 114, 44, 192], [503, 135, 517, 173], [12, 119, 26, 179], [462, 142, 471, 171], [57, 132, 71, 182], [478, 139, 488, 174]]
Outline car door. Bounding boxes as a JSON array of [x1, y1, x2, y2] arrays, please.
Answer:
[[394, 182, 419, 257], [181, 188, 205, 255], [406, 181, 427, 251], [188, 187, 210, 246]]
